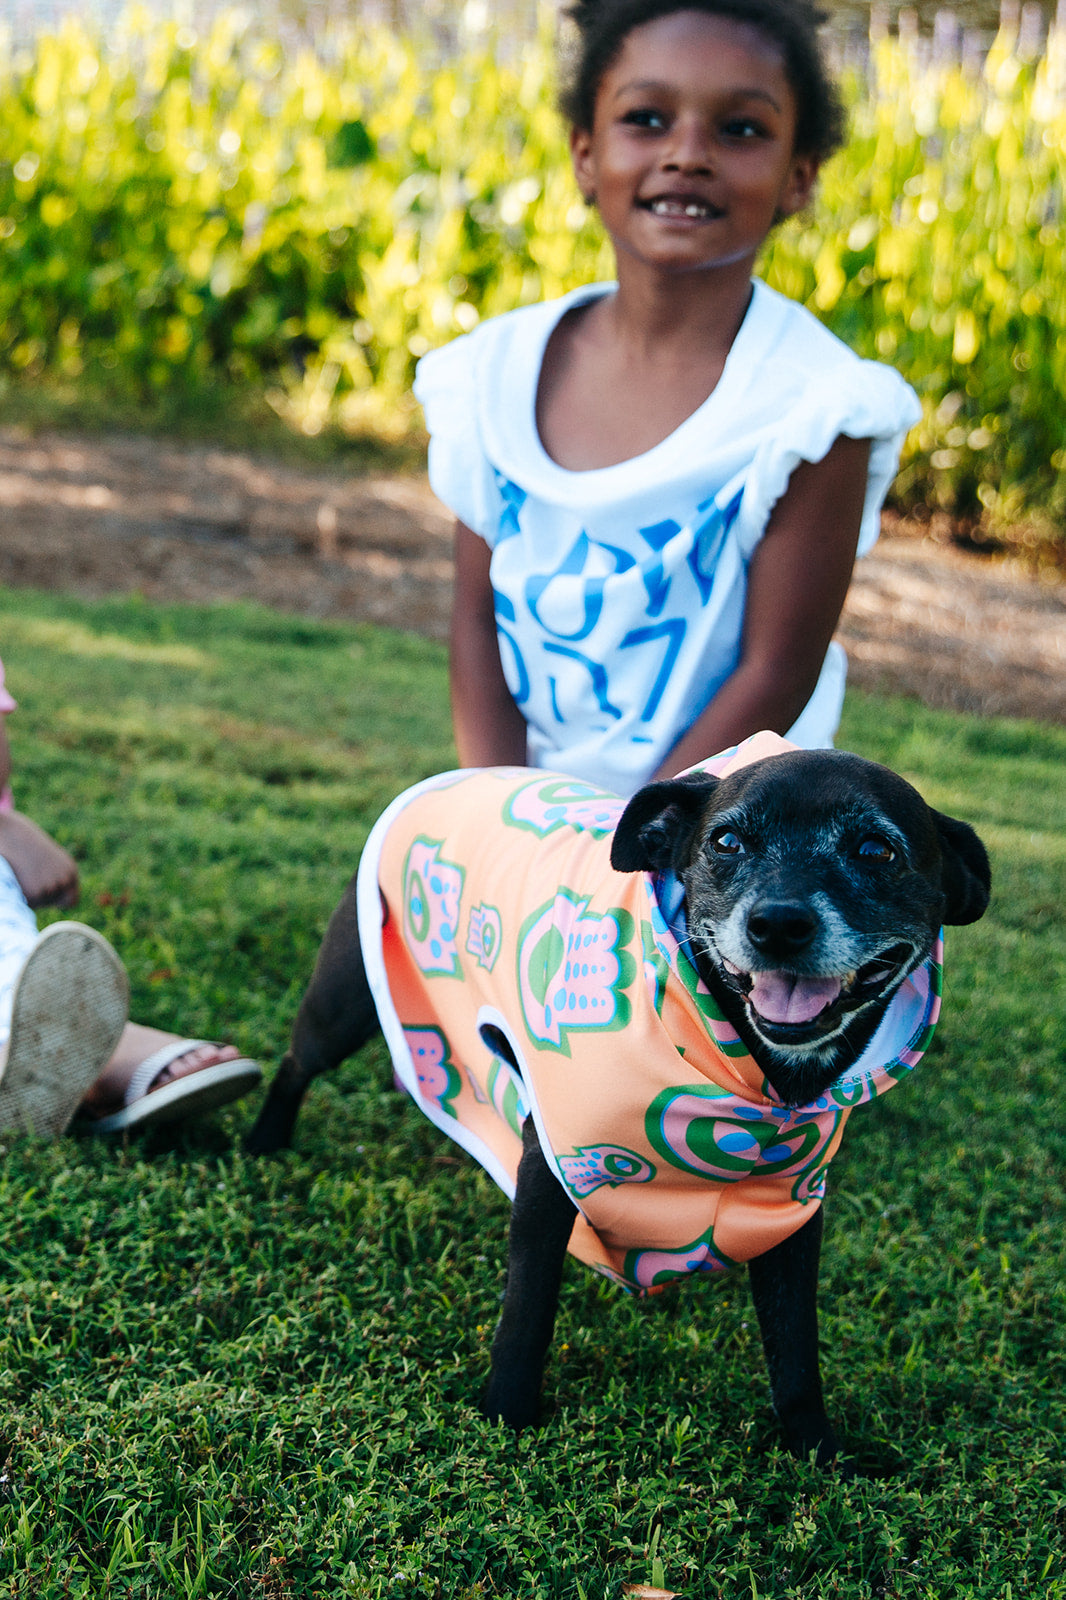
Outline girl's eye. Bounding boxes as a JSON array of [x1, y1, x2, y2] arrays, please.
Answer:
[[621, 107, 668, 130], [711, 829, 745, 856], [857, 837, 896, 863], [721, 117, 765, 140]]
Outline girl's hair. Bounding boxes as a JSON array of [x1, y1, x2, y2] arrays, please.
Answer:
[[559, 0, 846, 161]]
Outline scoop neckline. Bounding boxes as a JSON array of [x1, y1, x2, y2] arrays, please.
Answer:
[[516, 278, 772, 490]]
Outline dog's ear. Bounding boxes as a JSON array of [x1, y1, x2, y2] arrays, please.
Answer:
[[610, 774, 719, 874], [934, 811, 991, 925]]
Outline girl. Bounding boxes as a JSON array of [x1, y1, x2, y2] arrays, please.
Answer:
[[415, 0, 921, 797]]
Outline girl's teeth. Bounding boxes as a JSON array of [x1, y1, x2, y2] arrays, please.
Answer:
[[651, 199, 710, 218]]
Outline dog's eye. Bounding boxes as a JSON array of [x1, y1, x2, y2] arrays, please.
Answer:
[[857, 836, 896, 863], [710, 828, 745, 856]]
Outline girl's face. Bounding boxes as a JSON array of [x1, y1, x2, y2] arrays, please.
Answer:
[[571, 9, 818, 281]]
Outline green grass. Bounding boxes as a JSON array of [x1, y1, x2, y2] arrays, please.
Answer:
[[0, 587, 1062, 1598]]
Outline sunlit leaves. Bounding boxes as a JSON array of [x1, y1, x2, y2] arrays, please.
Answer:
[[0, 8, 1063, 531], [763, 15, 1066, 530]]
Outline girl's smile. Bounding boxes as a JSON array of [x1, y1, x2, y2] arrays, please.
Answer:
[[570, 10, 818, 280]]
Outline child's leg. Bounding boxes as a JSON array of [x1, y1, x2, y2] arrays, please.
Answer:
[[0, 848, 260, 1136], [0, 860, 129, 1136], [0, 855, 44, 1050]]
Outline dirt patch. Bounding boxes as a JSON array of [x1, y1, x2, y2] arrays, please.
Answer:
[[836, 512, 1064, 722], [0, 425, 1062, 724]]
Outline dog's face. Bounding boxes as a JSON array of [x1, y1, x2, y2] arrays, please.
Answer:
[[611, 750, 991, 1106]]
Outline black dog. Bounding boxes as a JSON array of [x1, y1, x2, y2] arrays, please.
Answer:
[[248, 748, 990, 1465]]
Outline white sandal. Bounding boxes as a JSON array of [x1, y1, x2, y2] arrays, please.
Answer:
[[86, 1039, 262, 1134], [0, 922, 129, 1138]]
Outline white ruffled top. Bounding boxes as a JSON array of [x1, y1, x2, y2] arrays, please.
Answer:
[[415, 281, 921, 796]]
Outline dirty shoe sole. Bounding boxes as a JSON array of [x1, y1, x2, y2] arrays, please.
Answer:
[[0, 922, 130, 1137]]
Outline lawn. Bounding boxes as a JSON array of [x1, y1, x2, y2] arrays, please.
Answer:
[[0, 587, 1062, 1598]]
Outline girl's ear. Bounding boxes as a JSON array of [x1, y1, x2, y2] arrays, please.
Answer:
[[570, 123, 597, 204], [776, 153, 820, 221]]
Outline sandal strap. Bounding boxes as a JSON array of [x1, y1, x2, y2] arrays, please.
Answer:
[[123, 1040, 209, 1107]]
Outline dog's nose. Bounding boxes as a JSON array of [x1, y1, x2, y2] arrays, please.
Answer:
[[746, 899, 818, 957]]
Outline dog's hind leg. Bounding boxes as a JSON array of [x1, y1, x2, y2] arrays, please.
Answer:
[[482, 1116, 578, 1431], [246, 874, 381, 1154], [747, 1208, 842, 1467]]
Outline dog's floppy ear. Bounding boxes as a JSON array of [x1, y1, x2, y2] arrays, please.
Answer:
[[611, 774, 719, 874], [934, 810, 991, 925]]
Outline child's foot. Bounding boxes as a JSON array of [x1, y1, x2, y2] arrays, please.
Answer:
[[0, 922, 129, 1137], [78, 1022, 262, 1134]]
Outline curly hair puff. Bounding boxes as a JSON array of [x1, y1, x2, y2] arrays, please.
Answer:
[[558, 0, 847, 161]]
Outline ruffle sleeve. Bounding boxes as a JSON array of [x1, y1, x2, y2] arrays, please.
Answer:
[[731, 358, 922, 560], [413, 332, 503, 542]]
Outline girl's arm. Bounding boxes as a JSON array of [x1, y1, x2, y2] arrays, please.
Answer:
[[652, 433, 872, 780], [450, 519, 529, 767]]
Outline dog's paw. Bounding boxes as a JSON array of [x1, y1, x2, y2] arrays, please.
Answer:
[[780, 1413, 846, 1471], [244, 1114, 293, 1157], [794, 1439, 858, 1479], [480, 1377, 540, 1433]]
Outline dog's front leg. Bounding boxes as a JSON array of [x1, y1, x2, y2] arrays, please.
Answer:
[[247, 873, 381, 1154], [747, 1208, 841, 1466], [482, 1117, 577, 1431]]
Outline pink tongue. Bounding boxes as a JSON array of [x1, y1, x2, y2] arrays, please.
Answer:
[[748, 970, 842, 1026]]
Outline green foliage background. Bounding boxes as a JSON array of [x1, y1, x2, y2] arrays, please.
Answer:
[[1, 8, 1064, 539]]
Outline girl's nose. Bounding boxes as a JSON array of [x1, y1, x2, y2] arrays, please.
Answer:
[[662, 118, 714, 173]]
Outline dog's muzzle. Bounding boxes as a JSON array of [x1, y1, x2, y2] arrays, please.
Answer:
[[721, 941, 916, 1037]]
